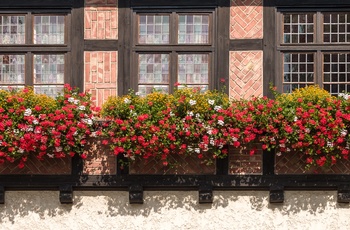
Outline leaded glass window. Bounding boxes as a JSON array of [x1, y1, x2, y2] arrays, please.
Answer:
[[134, 10, 213, 95], [0, 12, 69, 97]]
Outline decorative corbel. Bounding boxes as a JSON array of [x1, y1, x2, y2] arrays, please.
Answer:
[[199, 184, 213, 204], [59, 184, 73, 204], [269, 185, 284, 203], [129, 184, 143, 204], [338, 184, 350, 203], [0, 185, 4, 204]]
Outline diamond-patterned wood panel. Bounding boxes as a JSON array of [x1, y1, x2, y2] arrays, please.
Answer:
[[83, 137, 116, 175], [229, 51, 263, 99], [129, 152, 216, 175], [230, 0, 263, 39], [0, 155, 71, 175], [229, 143, 262, 175], [275, 152, 350, 174]]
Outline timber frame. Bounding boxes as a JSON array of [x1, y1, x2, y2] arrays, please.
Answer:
[[1, 0, 350, 205]]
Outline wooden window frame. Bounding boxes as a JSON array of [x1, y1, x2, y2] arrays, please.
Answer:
[[118, 0, 230, 96], [0, 11, 71, 90], [131, 9, 215, 94], [0, 0, 84, 91]]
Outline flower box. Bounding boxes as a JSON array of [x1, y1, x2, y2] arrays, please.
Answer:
[[129, 151, 216, 175], [275, 151, 350, 174], [229, 143, 263, 175], [0, 154, 71, 175], [82, 137, 116, 175]]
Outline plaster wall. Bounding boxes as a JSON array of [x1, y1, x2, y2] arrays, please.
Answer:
[[1, 190, 349, 229]]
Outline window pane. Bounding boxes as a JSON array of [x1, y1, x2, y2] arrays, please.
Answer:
[[178, 15, 209, 44], [138, 15, 169, 44], [282, 53, 314, 92], [0, 54, 25, 84], [34, 54, 64, 84], [138, 85, 169, 96], [178, 54, 209, 86], [0, 15, 25, 44], [283, 13, 314, 44], [138, 54, 169, 84], [323, 53, 350, 96], [323, 13, 350, 43], [34, 85, 63, 98], [34, 15, 65, 44]]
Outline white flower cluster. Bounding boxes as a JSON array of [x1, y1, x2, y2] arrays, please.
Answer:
[[208, 99, 215, 105], [124, 98, 131, 104], [189, 99, 197, 106], [214, 106, 222, 111], [24, 108, 32, 116], [68, 97, 80, 105], [339, 93, 350, 100]]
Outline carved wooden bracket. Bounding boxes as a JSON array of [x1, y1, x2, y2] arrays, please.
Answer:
[[0, 185, 4, 204], [199, 184, 213, 203], [129, 184, 143, 204], [269, 185, 284, 203], [59, 184, 73, 204], [338, 184, 350, 203]]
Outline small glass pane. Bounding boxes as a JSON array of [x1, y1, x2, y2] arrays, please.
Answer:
[[34, 54, 64, 84], [178, 15, 209, 44], [0, 15, 25, 44], [138, 15, 169, 44], [0, 54, 25, 84], [282, 52, 314, 93], [178, 54, 209, 87], [138, 54, 169, 84], [34, 15, 65, 44], [323, 13, 350, 43], [282, 13, 314, 44], [34, 85, 63, 98], [138, 85, 169, 96]]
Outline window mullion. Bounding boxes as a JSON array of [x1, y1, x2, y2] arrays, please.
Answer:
[[170, 51, 177, 94], [316, 12, 322, 44], [170, 12, 177, 45], [26, 12, 32, 44], [25, 52, 33, 86]]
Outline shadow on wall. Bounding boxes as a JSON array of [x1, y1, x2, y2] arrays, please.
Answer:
[[1, 191, 350, 224], [269, 191, 349, 215], [0, 191, 81, 224]]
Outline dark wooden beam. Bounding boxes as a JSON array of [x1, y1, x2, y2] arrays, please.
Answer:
[[84, 40, 119, 51], [229, 39, 263, 51]]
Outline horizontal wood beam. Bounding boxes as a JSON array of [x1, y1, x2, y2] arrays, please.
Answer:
[[229, 39, 263, 51], [84, 40, 118, 51]]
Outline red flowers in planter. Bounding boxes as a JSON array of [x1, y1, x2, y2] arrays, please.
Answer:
[[0, 84, 99, 168]]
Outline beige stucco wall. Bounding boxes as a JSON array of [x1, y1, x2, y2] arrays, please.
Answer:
[[1, 190, 349, 229]]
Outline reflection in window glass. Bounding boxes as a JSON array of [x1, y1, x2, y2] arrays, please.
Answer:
[[0, 15, 25, 44], [34, 15, 65, 44], [178, 54, 209, 87], [139, 15, 169, 44], [139, 54, 169, 83], [34, 85, 63, 98], [178, 15, 209, 44], [0, 54, 25, 84], [34, 54, 64, 84], [283, 13, 314, 43]]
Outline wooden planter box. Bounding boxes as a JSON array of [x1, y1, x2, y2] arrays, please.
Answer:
[[0, 155, 72, 175], [82, 137, 116, 175], [228, 143, 263, 175], [275, 151, 350, 174], [129, 152, 216, 175]]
